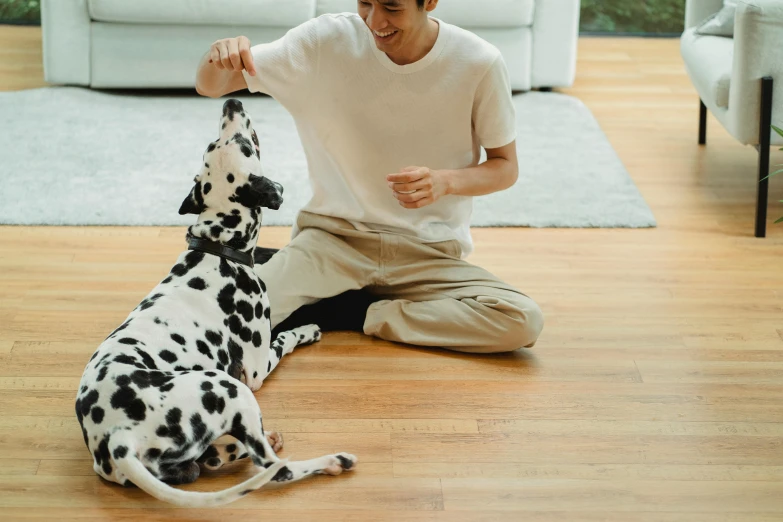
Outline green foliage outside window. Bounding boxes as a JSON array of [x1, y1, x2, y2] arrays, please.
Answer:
[[580, 0, 685, 34], [0, 0, 686, 34], [0, 0, 39, 22]]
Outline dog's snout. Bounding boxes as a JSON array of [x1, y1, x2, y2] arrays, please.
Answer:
[[222, 99, 244, 120]]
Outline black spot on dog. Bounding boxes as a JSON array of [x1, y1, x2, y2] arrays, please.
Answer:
[[271, 466, 293, 482], [134, 348, 158, 370], [118, 338, 137, 345], [227, 173, 234, 183], [197, 340, 214, 359], [201, 381, 213, 391], [97, 366, 109, 382], [218, 284, 237, 314], [171, 264, 188, 277], [207, 457, 221, 468], [233, 133, 254, 157], [229, 454, 237, 462], [146, 448, 162, 460], [336, 455, 353, 470], [235, 269, 260, 296], [236, 300, 254, 323], [252, 331, 262, 347], [229, 413, 247, 442], [91, 406, 105, 424], [202, 391, 225, 415], [207, 142, 217, 152], [220, 213, 242, 228], [110, 386, 146, 421], [159, 350, 178, 364], [255, 302, 264, 319], [217, 350, 229, 366], [191, 413, 208, 441], [203, 183, 212, 195], [253, 371, 258, 378], [188, 277, 207, 290], [205, 371, 217, 377], [78, 389, 100, 418], [219, 380, 238, 399], [219, 258, 237, 278], [226, 443, 237, 453], [113, 446, 128, 459], [98, 436, 113, 475], [240, 489, 253, 496], [205, 330, 222, 347], [170, 333, 186, 346]]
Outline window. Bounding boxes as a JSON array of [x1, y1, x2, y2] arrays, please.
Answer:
[[580, 0, 686, 35]]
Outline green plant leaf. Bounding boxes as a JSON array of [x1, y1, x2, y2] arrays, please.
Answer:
[[760, 169, 783, 182], [775, 216, 783, 224], [772, 124, 783, 137]]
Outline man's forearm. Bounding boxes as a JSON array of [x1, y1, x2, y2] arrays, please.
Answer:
[[440, 157, 518, 197]]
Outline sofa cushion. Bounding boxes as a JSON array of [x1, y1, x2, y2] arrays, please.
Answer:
[[87, 0, 316, 27], [316, 0, 535, 27], [680, 27, 733, 109]]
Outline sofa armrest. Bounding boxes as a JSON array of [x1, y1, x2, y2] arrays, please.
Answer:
[[41, 0, 91, 85], [728, 0, 783, 144], [685, 0, 725, 29], [531, 0, 580, 88]]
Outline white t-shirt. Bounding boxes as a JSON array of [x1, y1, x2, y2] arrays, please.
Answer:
[[243, 13, 516, 258]]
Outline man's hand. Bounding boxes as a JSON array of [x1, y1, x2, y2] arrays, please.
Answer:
[[208, 36, 257, 76], [387, 166, 450, 209]]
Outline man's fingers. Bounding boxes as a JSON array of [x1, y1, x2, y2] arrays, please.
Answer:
[[394, 189, 429, 203], [400, 197, 433, 209], [227, 38, 243, 71], [239, 43, 256, 76], [389, 179, 430, 194], [219, 41, 233, 70], [210, 44, 225, 69]]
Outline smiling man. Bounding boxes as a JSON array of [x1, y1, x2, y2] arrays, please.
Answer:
[[195, 0, 544, 353]]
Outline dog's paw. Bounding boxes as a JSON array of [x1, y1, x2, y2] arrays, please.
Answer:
[[297, 324, 321, 344], [266, 431, 284, 453], [320, 453, 358, 476]]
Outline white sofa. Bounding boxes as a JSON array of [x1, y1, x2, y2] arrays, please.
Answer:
[[681, 0, 783, 237], [40, 0, 580, 91]]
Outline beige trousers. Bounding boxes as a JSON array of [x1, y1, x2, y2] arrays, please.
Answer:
[[254, 211, 544, 353]]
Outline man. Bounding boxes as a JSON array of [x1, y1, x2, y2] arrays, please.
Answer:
[[195, 0, 544, 353]]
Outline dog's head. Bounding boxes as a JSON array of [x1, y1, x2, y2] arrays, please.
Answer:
[[179, 99, 283, 251]]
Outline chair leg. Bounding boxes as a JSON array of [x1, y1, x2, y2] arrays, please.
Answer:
[[698, 99, 707, 145], [755, 76, 774, 238]]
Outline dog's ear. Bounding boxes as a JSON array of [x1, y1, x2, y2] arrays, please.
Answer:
[[249, 175, 284, 210], [178, 181, 206, 215]]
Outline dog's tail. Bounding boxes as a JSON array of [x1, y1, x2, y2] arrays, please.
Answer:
[[110, 435, 288, 507]]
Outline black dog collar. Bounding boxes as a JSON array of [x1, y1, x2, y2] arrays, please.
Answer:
[[187, 237, 254, 268]]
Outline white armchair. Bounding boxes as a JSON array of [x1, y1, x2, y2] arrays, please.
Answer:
[[681, 0, 783, 237]]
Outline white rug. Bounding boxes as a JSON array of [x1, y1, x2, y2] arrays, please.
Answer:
[[0, 87, 655, 228]]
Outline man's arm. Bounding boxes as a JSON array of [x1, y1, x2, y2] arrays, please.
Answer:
[[387, 141, 519, 209], [195, 36, 256, 98]]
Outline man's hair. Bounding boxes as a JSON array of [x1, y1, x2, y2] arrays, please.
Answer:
[[416, 0, 425, 8]]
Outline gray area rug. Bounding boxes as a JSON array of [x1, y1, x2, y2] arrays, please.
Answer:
[[0, 87, 655, 228]]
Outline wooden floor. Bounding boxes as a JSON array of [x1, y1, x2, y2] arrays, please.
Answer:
[[1, 24, 783, 521]]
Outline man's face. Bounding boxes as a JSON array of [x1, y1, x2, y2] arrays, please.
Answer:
[[358, 0, 431, 54]]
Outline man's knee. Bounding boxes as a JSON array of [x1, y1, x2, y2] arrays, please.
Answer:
[[476, 294, 544, 353]]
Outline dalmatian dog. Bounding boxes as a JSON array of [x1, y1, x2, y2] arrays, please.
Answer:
[[75, 99, 357, 507]]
